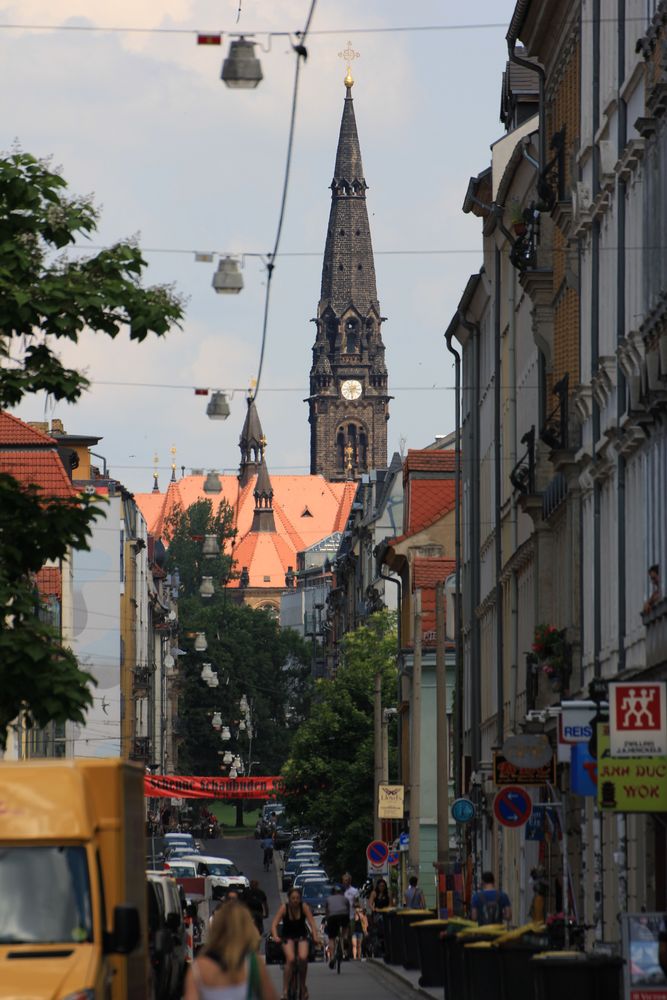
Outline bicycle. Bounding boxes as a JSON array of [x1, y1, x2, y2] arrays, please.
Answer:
[[263, 847, 274, 872], [286, 954, 307, 1000], [332, 928, 344, 974]]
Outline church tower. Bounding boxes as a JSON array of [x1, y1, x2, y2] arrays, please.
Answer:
[[308, 69, 389, 481]]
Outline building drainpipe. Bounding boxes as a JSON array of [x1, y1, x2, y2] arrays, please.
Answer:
[[507, 31, 546, 177], [380, 569, 402, 780], [494, 245, 505, 757], [445, 329, 463, 795], [458, 314, 482, 774], [409, 590, 423, 880]]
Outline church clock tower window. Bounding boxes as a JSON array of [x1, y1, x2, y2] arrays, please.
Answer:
[[308, 64, 390, 482]]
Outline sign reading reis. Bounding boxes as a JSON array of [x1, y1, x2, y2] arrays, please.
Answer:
[[609, 682, 667, 757]]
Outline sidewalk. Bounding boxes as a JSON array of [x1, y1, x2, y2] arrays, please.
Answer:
[[368, 958, 442, 1000]]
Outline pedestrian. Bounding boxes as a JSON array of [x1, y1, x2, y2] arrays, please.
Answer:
[[471, 871, 512, 925], [245, 879, 269, 935], [184, 899, 277, 1000], [351, 904, 368, 960], [643, 564, 661, 614], [342, 872, 360, 918], [369, 878, 391, 912], [404, 875, 426, 909]]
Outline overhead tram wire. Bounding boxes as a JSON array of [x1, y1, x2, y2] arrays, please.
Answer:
[[250, 0, 317, 401]]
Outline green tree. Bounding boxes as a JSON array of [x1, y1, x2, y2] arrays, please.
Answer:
[[165, 502, 312, 786], [0, 150, 183, 750], [282, 610, 398, 882]]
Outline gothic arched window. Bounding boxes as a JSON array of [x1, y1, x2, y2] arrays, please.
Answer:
[[344, 318, 359, 354]]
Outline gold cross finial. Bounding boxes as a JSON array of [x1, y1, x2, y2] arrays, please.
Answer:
[[338, 40, 359, 89], [170, 444, 177, 482]]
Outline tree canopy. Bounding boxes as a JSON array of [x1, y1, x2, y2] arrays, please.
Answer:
[[0, 150, 183, 750], [165, 501, 312, 779], [282, 610, 398, 882]]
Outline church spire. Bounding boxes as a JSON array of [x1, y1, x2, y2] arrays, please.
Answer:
[[308, 76, 390, 481], [239, 397, 265, 487], [251, 454, 276, 533]]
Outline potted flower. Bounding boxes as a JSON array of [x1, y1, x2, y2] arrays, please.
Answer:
[[532, 624, 569, 692]]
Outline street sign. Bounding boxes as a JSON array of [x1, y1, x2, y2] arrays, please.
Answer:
[[597, 724, 667, 812], [366, 840, 389, 867], [502, 734, 553, 768], [493, 785, 533, 828], [451, 797, 475, 823], [378, 784, 404, 819], [570, 743, 598, 797], [367, 858, 389, 876], [609, 681, 667, 757], [398, 831, 410, 852], [493, 752, 555, 786], [559, 705, 597, 744], [387, 850, 400, 867]]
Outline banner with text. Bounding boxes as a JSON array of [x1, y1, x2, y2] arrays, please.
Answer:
[[144, 774, 284, 800]]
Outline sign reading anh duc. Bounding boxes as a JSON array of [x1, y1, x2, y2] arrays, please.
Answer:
[[609, 681, 667, 757], [378, 784, 404, 819]]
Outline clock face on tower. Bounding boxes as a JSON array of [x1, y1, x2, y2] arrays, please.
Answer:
[[341, 379, 362, 400]]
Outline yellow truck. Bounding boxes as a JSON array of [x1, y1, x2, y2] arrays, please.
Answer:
[[0, 758, 148, 999]]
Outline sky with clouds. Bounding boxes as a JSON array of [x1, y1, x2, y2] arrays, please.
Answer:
[[6, 0, 517, 494]]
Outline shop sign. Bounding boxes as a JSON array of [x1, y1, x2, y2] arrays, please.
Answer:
[[609, 681, 667, 757], [559, 704, 597, 744], [597, 725, 667, 812], [378, 783, 404, 819], [570, 743, 598, 797], [493, 751, 555, 786]]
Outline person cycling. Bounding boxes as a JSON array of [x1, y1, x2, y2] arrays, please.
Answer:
[[245, 879, 269, 935], [271, 887, 319, 1000], [260, 834, 274, 871], [324, 885, 350, 969]]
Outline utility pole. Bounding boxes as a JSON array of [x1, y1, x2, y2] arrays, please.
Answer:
[[374, 671, 383, 840], [436, 581, 449, 866], [409, 590, 422, 877]]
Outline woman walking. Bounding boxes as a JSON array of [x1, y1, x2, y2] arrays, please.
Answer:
[[351, 904, 368, 959], [184, 900, 277, 1000]]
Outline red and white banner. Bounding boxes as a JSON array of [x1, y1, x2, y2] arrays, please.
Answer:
[[609, 681, 667, 757], [144, 774, 284, 800]]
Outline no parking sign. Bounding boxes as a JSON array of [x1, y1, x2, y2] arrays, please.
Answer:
[[493, 785, 532, 828]]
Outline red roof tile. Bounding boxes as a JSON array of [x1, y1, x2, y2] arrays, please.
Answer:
[[0, 412, 57, 445], [0, 452, 75, 498], [35, 566, 62, 598], [404, 449, 456, 474], [135, 472, 355, 594], [408, 479, 456, 535]]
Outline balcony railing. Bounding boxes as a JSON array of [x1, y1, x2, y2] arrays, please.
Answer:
[[540, 374, 569, 450], [509, 426, 536, 494]]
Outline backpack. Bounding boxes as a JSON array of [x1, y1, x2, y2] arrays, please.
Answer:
[[478, 890, 500, 924]]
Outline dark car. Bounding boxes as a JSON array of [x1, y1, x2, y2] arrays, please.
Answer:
[[301, 880, 333, 917], [281, 855, 320, 892]]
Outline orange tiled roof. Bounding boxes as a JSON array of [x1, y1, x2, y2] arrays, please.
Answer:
[[408, 479, 456, 536], [414, 556, 456, 647], [0, 411, 57, 446], [0, 452, 75, 498], [135, 472, 355, 591], [404, 449, 456, 475], [35, 566, 62, 598]]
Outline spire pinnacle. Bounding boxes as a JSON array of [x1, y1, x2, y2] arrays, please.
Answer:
[[338, 40, 359, 91]]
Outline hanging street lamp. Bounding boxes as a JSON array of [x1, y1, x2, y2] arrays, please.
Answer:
[[194, 632, 208, 652], [212, 712, 222, 730], [199, 576, 214, 599], [206, 391, 231, 420], [221, 726, 231, 742], [202, 534, 219, 558], [201, 663, 214, 682], [212, 256, 244, 294], [221, 37, 263, 89]]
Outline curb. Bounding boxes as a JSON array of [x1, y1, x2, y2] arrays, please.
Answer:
[[367, 958, 440, 999]]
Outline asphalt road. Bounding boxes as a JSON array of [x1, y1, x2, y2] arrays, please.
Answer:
[[204, 836, 422, 1000]]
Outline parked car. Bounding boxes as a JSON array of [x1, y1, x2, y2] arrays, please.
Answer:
[[282, 855, 321, 892], [163, 859, 198, 878], [146, 872, 188, 999], [181, 854, 250, 891], [292, 870, 327, 889]]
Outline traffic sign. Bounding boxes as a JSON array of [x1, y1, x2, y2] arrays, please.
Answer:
[[493, 786, 533, 828], [366, 839, 389, 867], [398, 831, 409, 852], [387, 850, 400, 866], [451, 797, 475, 823]]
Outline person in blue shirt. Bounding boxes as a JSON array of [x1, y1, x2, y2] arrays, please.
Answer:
[[471, 871, 512, 925]]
